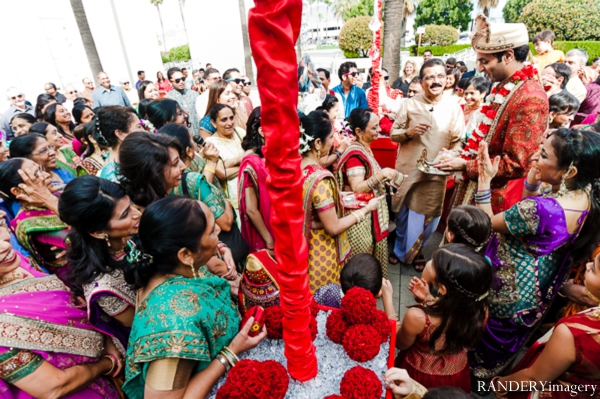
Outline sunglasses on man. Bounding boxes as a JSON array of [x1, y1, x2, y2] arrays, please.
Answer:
[[172, 77, 186, 84], [68, 90, 78, 94], [344, 72, 359, 77], [10, 94, 24, 101], [244, 81, 251, 86], [227, 78, 245, 85]]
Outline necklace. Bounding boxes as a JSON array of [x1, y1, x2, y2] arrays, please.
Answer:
[[0, 269, 25, 285], [586, 288, 600, 305]]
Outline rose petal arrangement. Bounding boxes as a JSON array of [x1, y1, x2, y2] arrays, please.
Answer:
[[325, 366, 383, 399], [327, 287, 391, 362], [216, 359, 289, 399]]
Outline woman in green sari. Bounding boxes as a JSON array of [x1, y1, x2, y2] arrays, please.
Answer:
[[122, 196, 266, 399]]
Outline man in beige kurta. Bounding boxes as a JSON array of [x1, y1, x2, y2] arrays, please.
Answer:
[[390, 58, 464, 265]]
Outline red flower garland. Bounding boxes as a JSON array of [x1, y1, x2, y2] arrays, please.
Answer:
[[371, 310, 391, 344], [342, 325, 381, 362], [340, 366, 383, 399], [217, 359, 289, 399], [326, 310, 350, 344], [265, 306, 284, 340], [341, 287, 377, 325], [460, 64, 537, 164]]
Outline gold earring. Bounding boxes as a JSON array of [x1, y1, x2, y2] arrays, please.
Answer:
[[557, 165, 573, 197], [316, 147, 321, 159], [189, 260, 197, 279], [104, 234, 111, 247]]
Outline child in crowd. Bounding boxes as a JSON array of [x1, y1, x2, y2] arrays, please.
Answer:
[[532, 30, 565, 71], [549, 91, 580, 129], [412, 205, 492, 302], [395, 243, 493, 392], [314, 253, 397, 318]]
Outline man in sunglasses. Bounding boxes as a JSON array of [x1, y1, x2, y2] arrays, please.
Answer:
[[166, 66, 200, 136], [92, 71, 131, 108], [1, 87, 35, 141], [120, 78, 139, 107], [331, 61, 368, 118], [224, 68, 252, 121]]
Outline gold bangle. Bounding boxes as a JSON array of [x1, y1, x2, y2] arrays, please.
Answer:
[[491, 376, 508, 397], [216, 353, 231, 371], [388, 313, 399, 320], [222, 346, 240, 363], [102, 355, 116, 376], [204, 166, 217, 174]]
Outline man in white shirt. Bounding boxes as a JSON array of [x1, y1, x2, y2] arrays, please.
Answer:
[[0, 87, 35, 140], [120, 78, 139, 107], [564, 49, 588, 103]]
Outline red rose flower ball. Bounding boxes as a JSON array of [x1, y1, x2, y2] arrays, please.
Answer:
[[342, 324, 381, 362], [371, 310, 391, 344], [326, 310, 349, 344], [341, 287, 377, 325], [265, 306, 284, 340], [310, 297, 320, 317], [258, 360, 289, 399], [340, 366, 383, 399]]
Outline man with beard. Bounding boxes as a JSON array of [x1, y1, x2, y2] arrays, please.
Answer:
[[1, 88, 35, 140], [436, 15, 548, 214], [389, 58, 465, 268]]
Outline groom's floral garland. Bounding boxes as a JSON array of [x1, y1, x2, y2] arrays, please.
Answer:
[[460, 64, 537, 161]]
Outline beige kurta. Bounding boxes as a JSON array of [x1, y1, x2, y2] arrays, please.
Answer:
[[390, 93, 465, 216]]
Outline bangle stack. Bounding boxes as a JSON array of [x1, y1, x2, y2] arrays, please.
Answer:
[[216, 346, 239, 371], [204, 165, 217, 174], [351, 210, 365, 223], [474, 188, 492, 205], [524, 180, 541, 192], [334, 150, 342, 159]]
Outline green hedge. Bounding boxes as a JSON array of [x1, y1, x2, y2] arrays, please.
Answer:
[[162, 44, 191, 63], [410, 44, 471, 56], [530, 41, 600, 65], [410, 41, 600, 64]]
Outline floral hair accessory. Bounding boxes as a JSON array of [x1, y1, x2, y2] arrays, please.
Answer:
[[125, 240, 153, 264], [299, 123, 314, 155]]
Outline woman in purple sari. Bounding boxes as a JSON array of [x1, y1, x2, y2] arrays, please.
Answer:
[[238, 107, 275, 253], [470, 128, 600, 379], [0, 158, 69, 280], [0, 217, 121, 398], [58, 176, 140, 356]]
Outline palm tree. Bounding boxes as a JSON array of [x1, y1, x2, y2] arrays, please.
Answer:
[[177, 0, 191, 49], [382, 0, 403, 81], [70, 0, 103, 77], [400, 0, 416, 47], [478, 0, 499, 17], [330, 0, 358, 21], [149, 0, 168, 53], [238, 0, 255, 84]]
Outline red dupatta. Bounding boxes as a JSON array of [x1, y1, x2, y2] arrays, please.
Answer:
[[334, 144, 389, 242], [238, 154, 274, 252]]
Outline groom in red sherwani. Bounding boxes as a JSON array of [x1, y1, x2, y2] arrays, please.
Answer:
[[436, 15, 549, 213]]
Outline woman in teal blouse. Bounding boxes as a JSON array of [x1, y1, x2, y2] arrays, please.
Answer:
[[122, 196, 266, 399]]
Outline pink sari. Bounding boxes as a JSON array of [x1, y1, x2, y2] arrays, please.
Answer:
[[238, 154, 273, 252], [0, 255, 119, 399]]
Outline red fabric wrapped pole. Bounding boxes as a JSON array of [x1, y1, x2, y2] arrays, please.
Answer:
[[248, 0, 318, 382], [367, 0, 383, 114]]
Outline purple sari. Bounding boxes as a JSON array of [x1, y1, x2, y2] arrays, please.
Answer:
[[470, 196, 588, 378], [0, 255, 119, 399]]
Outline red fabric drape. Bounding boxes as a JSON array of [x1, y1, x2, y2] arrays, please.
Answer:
[[367, 0, 382, 113], [248, 0, 318, 382]]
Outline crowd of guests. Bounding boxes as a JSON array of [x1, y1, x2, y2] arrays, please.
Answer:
[[0, 15, 599, 399]]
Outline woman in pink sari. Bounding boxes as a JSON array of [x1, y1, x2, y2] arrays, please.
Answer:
[[0, 218, 121, 399], [238, 107, 274, 252], [0, 158, 69, 281]]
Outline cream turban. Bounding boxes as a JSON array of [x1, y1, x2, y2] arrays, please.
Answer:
[[471, 14, 529, 54]]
